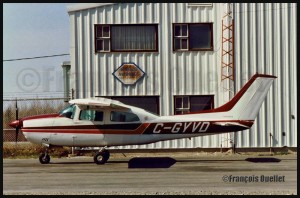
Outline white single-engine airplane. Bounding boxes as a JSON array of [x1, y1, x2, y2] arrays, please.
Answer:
[[10, 74, 276, 165]]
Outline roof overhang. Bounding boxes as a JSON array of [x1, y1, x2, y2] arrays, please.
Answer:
[[67, 3, 116, 13]]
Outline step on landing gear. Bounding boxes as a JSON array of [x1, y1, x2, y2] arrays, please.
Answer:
[[94, 148, 110, 165]]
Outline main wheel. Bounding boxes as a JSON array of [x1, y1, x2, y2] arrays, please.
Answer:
[[39, 153, 50, 164], [94, 150, 110, 165]]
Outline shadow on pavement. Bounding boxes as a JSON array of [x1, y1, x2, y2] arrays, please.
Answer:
[[245, 157, 281, 163], [128, 157, 177, 168]]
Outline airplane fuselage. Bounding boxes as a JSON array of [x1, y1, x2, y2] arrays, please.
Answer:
[[21, 114, 253, 147]]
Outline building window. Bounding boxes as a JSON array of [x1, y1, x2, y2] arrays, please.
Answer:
[[175, 96, 190, 114], [174, 95, 214, 115], [95, 24, 158, 52], [95, 25, 110, 52], [173, 23, 213, 51]]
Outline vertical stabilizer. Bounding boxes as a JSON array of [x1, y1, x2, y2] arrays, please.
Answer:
[[229, 75, 276, 120]]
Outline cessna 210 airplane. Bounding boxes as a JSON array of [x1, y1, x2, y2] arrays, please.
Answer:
[[9, 73, 276, 165]]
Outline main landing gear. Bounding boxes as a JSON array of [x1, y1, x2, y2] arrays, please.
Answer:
[[38, 145, 110, 165], [94, 148, 110, 165], [39, 147, 51, 164]]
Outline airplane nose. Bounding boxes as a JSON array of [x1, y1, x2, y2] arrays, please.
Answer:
[[9, 120, 22, 128]]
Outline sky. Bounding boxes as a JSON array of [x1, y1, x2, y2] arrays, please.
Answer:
[[3, 3, 73, 99]]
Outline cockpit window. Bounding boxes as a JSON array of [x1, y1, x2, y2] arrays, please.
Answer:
[[59, 104, 76, 119], [110, 111, 140, 122]]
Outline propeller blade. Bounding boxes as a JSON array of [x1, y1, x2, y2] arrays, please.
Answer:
[[15, 127, 19, 143], [15, 99, 19, 143]]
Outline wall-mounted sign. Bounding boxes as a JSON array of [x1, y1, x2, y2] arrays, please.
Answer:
[[112, 62, 145, 85]]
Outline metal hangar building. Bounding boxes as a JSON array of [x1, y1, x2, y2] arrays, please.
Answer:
[[65, 3, 297, 150]]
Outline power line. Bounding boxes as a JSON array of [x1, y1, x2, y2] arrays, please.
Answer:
[[3, 53, 70, 62], [233, 4, 297, 14]]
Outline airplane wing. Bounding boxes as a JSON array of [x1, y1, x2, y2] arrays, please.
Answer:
[[69, 97, 130, 110]]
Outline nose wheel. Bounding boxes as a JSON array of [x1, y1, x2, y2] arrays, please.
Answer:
[[94, 149, 110, 165]]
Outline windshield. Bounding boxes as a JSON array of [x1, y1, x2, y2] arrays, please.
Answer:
[[59, 104, 76, 119]]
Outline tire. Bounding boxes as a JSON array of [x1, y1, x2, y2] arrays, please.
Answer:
[[39, 153, 50, 164], [94, 150, 110, 165]]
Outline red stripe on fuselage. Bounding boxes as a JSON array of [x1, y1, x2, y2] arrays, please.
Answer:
[[22, 120, 253, 135], [22, 123, 151, 135]]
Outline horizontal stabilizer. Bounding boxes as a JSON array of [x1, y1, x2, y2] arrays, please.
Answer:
[[213, 122, 250, 128]]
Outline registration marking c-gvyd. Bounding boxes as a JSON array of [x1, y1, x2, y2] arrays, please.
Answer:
[[153, 122, 210, 134]]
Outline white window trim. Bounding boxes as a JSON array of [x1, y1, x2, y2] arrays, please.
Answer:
[[187, 3, 213, 7]]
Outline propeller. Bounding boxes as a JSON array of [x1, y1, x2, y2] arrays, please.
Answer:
[[9, 100, 21, 143], [15, 127, 20, 142], [16, 100, 19, 142]]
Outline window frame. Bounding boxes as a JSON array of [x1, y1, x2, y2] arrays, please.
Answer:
[[94, 24, 159, 53], [174, 96, 190, 114], [79, 109, 104, 122], [95, 25, 111, 52], [173, 23, 214, 52], [174, 95, 214, 115]]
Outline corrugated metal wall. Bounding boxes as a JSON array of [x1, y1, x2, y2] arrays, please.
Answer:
[[68, 3, 297, 148], [233, 3, 297, 148]]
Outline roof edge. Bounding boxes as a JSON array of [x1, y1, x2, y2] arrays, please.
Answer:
[[67, 3, 116, 13]]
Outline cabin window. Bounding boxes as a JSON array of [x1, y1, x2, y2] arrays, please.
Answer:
[[174, 95, 214, 115], [95, 24, 158, 52], [110, 111, 140, 122], [79, 110, 103, 121], [173, 23, 213, 51]]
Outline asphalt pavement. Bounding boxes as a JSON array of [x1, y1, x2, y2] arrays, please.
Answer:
[[3, 152, 297, 195]]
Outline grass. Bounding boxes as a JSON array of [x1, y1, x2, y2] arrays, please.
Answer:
[[3, 143, 72, 159]]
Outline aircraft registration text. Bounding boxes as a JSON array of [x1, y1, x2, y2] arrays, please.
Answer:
[[147, 122, 210, 134]]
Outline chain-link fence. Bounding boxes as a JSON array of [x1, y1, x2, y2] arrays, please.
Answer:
[[3, 98, 68, 143]]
